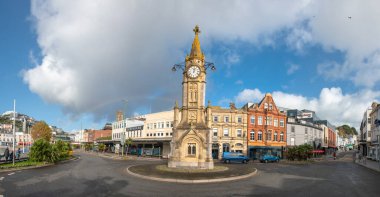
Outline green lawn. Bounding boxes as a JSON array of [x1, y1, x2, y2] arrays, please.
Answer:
[[0, 160, 47, 169]]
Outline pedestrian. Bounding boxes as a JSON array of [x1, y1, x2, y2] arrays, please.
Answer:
[[4, 147, 9, 161], [17, 148, 21, 160], [9, 151, 13, 161]]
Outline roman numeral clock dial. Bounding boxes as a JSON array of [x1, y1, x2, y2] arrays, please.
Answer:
[[187, 66, 200, 78]]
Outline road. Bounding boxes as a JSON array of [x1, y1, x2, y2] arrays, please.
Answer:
[[0, 151, 379, 197]]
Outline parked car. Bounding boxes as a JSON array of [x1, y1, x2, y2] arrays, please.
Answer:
[[260, 155, 280, 163], [222, 152, 249, 164]]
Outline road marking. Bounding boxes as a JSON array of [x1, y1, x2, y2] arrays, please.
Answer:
[[0, 177, 4, 181], [8, 172, 15, 176]]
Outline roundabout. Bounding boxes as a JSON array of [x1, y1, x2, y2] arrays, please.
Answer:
[[126, 163, 257, 183]]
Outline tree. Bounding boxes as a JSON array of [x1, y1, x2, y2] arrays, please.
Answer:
[[125, 138, 133, 156], [337, 125, 358, 137], [31, 121, 52, 142], [286, 144, 313, 161], [98, 143, 106, 152], [29, 139, 56, 162]]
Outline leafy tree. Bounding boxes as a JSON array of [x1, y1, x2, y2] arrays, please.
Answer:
[[54, 140, 69, 159], [337, 125, 358, 137], [98, 143, 106, 152], [31, 121, 52, 142], [125, 138, 133, 156], [29, 139, 55, 162]]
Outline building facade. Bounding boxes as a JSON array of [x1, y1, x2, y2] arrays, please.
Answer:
[[209, 103, 247, 159], [246, 93, 287, 160], [286, 117, 323, 149], [369, 102, 380, 161], [359, 107, 372, 156]]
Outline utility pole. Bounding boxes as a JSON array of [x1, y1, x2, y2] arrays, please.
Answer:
[[12, 99, 16, 166]]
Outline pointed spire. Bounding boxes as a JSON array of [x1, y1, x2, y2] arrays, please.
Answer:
[[189, 25, 204, 60]]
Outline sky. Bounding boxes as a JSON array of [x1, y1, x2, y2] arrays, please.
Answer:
[[1, 0, 380, 132]]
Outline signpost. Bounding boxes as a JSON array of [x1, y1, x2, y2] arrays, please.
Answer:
[[120, 132, 125, 156]]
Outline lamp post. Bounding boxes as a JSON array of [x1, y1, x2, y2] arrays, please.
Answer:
[[12, 99, 16, 166]]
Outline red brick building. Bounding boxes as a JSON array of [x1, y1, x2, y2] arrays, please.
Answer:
[[94, 129, 112, 141], [245, 93, 287, 160]]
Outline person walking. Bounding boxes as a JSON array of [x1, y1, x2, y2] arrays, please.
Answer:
[[4, 147, 9, 161], [16, 148, 21, 160]]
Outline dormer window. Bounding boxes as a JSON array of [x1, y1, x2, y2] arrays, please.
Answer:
[[269, 104, 273, 110], [264, 103, 268, 109]]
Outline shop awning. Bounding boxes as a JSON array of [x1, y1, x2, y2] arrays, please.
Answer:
[[312, 150, 324, 153]]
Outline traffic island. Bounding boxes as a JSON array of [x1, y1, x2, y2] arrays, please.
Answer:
[[126, 163, 257, 183]]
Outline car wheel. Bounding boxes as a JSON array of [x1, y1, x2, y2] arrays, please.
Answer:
[[225, 159, 230, 164], [242, 160, 247, 164], [265, 160, 268, 163]]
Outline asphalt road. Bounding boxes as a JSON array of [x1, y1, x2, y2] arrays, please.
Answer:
[[0, 151, 379, 197]]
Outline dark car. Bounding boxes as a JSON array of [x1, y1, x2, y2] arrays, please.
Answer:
[[222, 152, 249, 164], [260, 154, 280, 163]]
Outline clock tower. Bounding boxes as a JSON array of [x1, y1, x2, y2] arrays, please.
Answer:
[[168, 26, 214, 169]]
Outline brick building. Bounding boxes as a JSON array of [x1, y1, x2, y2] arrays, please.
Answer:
[[245, 93, 287, 160]]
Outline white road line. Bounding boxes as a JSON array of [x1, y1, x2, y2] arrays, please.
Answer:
[[0, 177, 4, 181], [8, 172, 15, 176]]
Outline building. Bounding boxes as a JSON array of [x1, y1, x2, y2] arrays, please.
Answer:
[[246, 93, 287, 160], [209, 103, 248, 159], [286, 116, 323, 149], [369, 102, 380, 161], [112, 119, 144, 142], [168, 26, 214, 169], [93, 129, 112, 141], [359, 107, 372, 156], [130, 110, 175, 158]]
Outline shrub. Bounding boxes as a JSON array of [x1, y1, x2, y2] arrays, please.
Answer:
[[53, 140, 69, 160], [287, 144, 313, 161], [29, 139, 55, 162], [98, 143, 105, 152]]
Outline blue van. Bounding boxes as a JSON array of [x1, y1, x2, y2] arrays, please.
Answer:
[[222, 152, 249, 164]]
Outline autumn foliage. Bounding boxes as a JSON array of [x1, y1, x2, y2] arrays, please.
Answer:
[[31, 121, 52, 142]]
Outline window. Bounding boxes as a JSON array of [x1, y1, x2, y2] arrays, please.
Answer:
[[291, 126, 295, 133], [258, 131, 263, 141], [171, 122, 173, 127], [166, 133, 168, 136], [258, 116, 263, 125], [269, 104, 273, 110], [154, 123, 157, 129], [250, 116, 255, 124], [213, 128, 218, 137], [166, 122, 170, 128], [274, 119, 278, 127], [237, 116, 242, 123], [213, 116, 218, 122], [280, 119, 284, 127], [266, 131, 272, 141], [170, 132, 173, 136], [266, 116, 272, 125], [188, 143, 196, 155], [274, 132, 278, 141], [264, 103, 268, 109], [368, 118, 371, 124], [223, 128, 229, 137], [224, 116, 229, 123], [250, 130, 255, 140], [280, 132, 284, 141], [291, 137, 295, 145], [237, 129, 242, 137], [305, 128, 308, 134]]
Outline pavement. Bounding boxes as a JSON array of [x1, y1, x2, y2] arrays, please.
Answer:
[[0, 151, 380, 197]]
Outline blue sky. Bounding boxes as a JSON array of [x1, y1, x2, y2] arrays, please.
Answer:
[[1, 1, 380, 131]]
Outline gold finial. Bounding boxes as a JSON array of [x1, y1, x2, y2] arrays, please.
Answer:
[[193, 25, 201, 35], [189, 25, 204, 60]]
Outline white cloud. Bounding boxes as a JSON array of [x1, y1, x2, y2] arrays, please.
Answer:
[[23, 0, 380, 123], [24, 0, 311, 120], [287, 63, 300, 75], [234, 87, 380, 128], [235, 89, 264, 104], [235, 80, 244, 85]]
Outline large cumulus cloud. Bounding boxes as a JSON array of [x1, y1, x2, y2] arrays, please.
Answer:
[[23, 0, 380, 123]]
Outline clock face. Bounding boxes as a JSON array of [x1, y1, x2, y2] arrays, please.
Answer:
[[187, 66, 200, 78]]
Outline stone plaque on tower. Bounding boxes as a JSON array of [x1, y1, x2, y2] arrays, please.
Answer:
[[168, 26, 214, 169]]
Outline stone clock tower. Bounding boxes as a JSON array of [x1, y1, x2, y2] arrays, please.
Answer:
[[168, 26, 214, 169]]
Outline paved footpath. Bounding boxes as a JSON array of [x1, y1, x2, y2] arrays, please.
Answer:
[[0, 151, 380, 197]]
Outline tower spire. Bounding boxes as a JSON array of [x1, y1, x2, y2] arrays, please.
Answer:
[[189, 25, 204, 60]]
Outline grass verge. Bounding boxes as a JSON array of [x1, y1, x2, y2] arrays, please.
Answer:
[[0, 160, 47, 169]]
